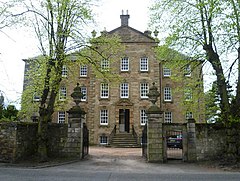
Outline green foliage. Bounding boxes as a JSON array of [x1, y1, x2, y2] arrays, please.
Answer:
[[0, 105, 19, 122], [150, 0, 240, 122], [155, 45, 205, 122]]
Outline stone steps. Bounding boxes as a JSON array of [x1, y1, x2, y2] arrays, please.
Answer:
[[110, 133, 140, 148]]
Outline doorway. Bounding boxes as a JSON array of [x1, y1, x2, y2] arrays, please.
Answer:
[[119, 109, 130, 133]]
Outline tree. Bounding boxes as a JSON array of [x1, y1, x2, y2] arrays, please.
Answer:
[[150, 0, 240, 123], [6, 0, 123, 161], [0, 93, 4, 119]]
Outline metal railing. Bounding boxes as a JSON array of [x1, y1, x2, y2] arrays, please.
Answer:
[[132, 125, 139, 145], [142, 124, 147, 158], [82, 123, 89, 158], [109, 125, 116, 145]]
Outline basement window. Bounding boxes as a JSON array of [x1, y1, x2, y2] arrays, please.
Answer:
[[100, 136, 108, 145]]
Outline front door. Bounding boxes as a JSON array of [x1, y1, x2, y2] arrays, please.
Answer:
[[119, 109, 130, 133]]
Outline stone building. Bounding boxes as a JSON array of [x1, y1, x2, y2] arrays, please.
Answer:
[[22, 12, 204, 146]]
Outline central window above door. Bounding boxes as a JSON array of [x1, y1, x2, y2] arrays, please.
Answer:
[[120, 57, 129, 72], [120, 83, 129, 98]]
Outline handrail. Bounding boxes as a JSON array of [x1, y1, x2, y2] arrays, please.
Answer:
[[109, 125, 116, 145], [132, 125, 139, 145]]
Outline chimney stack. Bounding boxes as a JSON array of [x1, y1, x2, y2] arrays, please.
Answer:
[[120, 10, 130, 26]]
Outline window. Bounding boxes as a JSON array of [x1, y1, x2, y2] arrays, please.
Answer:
[[101, 59, 109, 72], [186, 112, 193, 120], [80, 65, 87, 77], [58, 111, 65, 123], [163, 67, 171, 77], [140, 83, 149, 98], [59, 87, 67, 100], [62, 65, 68, 77], [100, 109, 108, 125], [100, 136, 108, 145], [140, 57, 148, 71], [184, 88, 193, 101], [140, 110, 148, 125], [164, 112, 172, 123], [164, 87, 172, 101], [81, 86, 87, 101], [33, 93, 40, 102], [184, 65, 191, 77], [100, 83, 109, 98], [121, 57, 129, 71], [120, 83, 129, 98]]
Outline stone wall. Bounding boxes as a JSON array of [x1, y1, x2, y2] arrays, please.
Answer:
[[0, 122, 17, 162], [195, 123, 227, 161], [0, 122, 68, 163], [47, 123, 68, 157]]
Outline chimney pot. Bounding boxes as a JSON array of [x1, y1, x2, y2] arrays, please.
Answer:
[[120, 10, 130, 26]]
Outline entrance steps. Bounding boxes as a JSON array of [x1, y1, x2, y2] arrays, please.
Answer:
[[110, 133, 140, 148]]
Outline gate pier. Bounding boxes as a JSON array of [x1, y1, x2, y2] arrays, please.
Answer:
[[146, 83, 164, 162]]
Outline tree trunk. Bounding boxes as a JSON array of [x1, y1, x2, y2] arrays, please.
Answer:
[[203, 44, 230, 123], [231, 47, 240, 119]]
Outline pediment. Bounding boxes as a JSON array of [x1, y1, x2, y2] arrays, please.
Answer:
[[109, 26, 156, 43], [115, 99, 134, 106]]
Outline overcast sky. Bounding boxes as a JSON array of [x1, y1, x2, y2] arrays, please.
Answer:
[[0, 0, 153, 109]]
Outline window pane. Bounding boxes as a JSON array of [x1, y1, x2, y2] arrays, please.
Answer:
[[59, 87, 67, 100], [140, 110, 148, 125], [184, 65, 191, 76], [184, 88, 192, 101], [81, 87, 87, 101], [121, 57, 129, 71], [140, 83, 149, 98], [100, 109, 108, 125], [140, 57, 148, 71], [62, 65, 68, 77], [101, 59, 109, 71], [164, 87, 172, 101], [80, 65, 87, 77], [164, 112, 172, 123], [101, 83, 109, 98], [163, 67, 171, 77], [120, 83, 129, 98], [186, 112, 193, 120], [58, 111, 65, 123], [100, 136, 108, 144]]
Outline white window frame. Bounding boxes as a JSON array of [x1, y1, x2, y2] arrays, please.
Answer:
[[80, 65, 88, 77], [164, 87, 172, 101], [121, 57, 129, 71], [81, 86, 87, 101], [186, 112, 193, 120], [164, 112, 172, 123], [140, 110, 148, 125], [101, 59, 109, 72], [100, 136, 108, 145], [163, 67, 171, 77], [185, 65, 191, 77], [100, 83, 109, 98], [59, 87, 67, 100], [100, 109, 108, 125], [184, 88, 193, 101], [120, 83, 129, 98], [140, 83, 149, 99], [33, 93, 40, 102], [62, 65, 68, 77], [58, 111, 65, 123], [140, 57, 148, 72]]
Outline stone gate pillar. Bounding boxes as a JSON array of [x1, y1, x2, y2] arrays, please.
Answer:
[[146, 83, 164, 162], [187, 118, 197, 162], [65, 83, 86, 158]]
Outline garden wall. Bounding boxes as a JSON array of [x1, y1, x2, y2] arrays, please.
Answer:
[[195, 123, 240, 161], [0, 122, 68, 163]]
